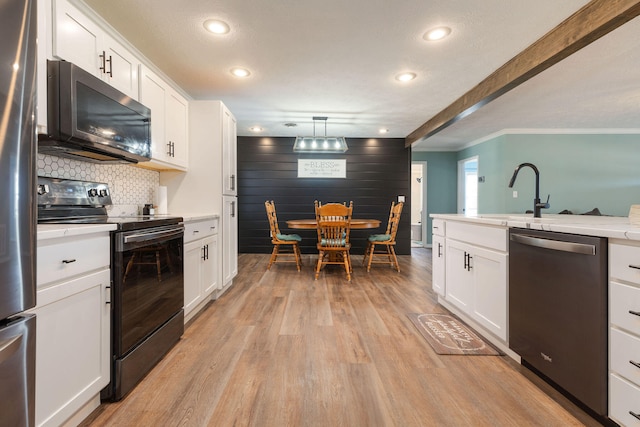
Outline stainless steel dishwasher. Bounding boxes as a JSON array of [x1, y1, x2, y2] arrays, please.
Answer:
[[509, 228, 607, 417]]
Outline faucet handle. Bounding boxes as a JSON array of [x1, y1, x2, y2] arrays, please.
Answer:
[[537, 194, 550, 209]]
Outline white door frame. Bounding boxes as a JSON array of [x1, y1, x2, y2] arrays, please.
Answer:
[[411, 161, 428, 247], [457, 156, 478, 215]]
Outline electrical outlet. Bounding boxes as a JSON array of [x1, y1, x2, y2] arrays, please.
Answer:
[[513, 190, 518, 198]]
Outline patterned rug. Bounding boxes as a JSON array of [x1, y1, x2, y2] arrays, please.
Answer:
[[407, 313, 500, 355]]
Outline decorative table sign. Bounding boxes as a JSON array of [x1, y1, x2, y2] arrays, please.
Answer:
[[297, 159, 346, 178]]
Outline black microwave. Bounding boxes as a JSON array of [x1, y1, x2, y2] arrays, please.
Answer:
[[38, 60, 152, 164]]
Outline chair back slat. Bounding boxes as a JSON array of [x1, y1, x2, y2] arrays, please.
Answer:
[[265, 200, 281, 239], [387, 202, 404, 240], [315, 201, 353, 245]]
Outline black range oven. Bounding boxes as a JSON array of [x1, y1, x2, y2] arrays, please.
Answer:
[[37, 177, 184, 401]]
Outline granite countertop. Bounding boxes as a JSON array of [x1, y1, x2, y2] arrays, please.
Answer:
[[430, 213, 640, 241]]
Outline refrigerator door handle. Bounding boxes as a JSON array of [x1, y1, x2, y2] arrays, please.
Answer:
[[0, 334, 22, 365]]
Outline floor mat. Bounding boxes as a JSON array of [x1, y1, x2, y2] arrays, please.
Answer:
[[407, 313, 501, 355]]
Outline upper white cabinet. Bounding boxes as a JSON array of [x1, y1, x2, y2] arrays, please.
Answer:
[[51, 0, 139, 99], [139, 65, 189, 171], [222, 107, 237, 196]]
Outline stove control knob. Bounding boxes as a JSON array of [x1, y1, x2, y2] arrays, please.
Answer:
[[37, 184, 49, 195], [88, 188, 98, 197], [99, 189, 109, 197]]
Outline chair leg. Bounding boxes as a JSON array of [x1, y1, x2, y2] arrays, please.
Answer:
[[362, 242, 371, 266], [268, 245, 279, 270], [343, 250, 351, 281], [293, 243, 301, 271], [366, 243, 375, 272], [389, 246, 400, 272], [315, 250, 324, 280]]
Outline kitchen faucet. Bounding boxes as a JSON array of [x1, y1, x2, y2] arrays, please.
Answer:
[[508, 162, 550, 218]]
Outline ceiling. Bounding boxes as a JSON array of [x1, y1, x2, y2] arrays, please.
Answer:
[[80, 0, 638, 150]]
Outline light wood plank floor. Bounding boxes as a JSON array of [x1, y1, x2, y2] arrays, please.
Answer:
[[82, 249, 601, 426]]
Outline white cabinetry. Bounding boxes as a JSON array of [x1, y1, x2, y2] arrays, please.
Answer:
[[183, 218, 219, 322], [31, 228, 113, 427], [222, 107, 238, 196], [431, 219, 445, 296], [222, 195, 239, 290], [161, 101, 238, 293], [435, 219, 508, 342], [139, 65, 189, 171], [609, 240, 640, 426], [51, 0, 139, 99]]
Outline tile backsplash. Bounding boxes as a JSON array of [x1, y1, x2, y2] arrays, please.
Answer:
[[37, 154, 159, 205]]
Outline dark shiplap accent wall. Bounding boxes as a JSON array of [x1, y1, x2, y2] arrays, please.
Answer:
[[237, 137, 411, 255]]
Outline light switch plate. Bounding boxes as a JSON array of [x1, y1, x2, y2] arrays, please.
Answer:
[[398, 195, 405, 203], [512, 191, 518, 198]]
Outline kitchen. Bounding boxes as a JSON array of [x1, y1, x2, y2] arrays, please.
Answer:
[[2, 0, 640, 426]]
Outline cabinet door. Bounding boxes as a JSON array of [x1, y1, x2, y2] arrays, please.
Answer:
[[184, 239, 203, 317], [139, 66, 168, 162], [432, 234, 446, 296], [52, 0, 102, 77], [31, 269, 110, 427], [222, 196, 238, 286], [166, 90, 189, 168], [471, 246, 508, 340], [445, 240, 473, 311], [103, 34, 139, 99], [202, 234, 218, 295], [222, 107, 237, 195]]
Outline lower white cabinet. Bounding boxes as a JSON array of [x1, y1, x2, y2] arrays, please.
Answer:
[[32, 229, 112, 427], [222, 196, 238, 290], [609, 240, 640, 426], [432, 234, 446, 296], [433, 218, 508, 342], [183, 218, 219, 322]]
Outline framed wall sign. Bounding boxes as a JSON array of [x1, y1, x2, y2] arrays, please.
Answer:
[[298, 159, 346, 178]]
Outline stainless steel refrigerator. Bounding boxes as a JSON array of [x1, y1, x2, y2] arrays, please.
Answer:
[[0, 0, 37, 426]]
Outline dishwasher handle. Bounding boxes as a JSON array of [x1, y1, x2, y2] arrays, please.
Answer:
[[510, 233, 596, 255]]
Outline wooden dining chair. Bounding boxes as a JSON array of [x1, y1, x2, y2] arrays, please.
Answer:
[[314, 201, 353, 281], [363, 201, 404, 272], [265, 200, 302, 271]]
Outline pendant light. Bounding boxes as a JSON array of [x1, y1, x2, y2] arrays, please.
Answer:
[[293, 116, 348, 153]]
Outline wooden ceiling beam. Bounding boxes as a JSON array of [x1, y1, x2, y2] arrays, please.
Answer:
[[405, 0, 640, 147]]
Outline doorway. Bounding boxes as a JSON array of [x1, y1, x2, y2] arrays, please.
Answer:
[[411, 162, 427, 247], [457, 156, 478, 215]]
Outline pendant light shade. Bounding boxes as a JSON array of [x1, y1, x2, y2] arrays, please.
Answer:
[[293, 117, 348, 153]]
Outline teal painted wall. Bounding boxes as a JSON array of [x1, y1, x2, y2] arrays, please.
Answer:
[[413, 133, 640, 244], [412, 151, 457, 244]]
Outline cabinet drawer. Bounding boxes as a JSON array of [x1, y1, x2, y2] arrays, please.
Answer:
[[611, 242, 640, 284], [611, 328, 640, 386], [609, 374, 640, 427], [446, 221, 507, 252], [611, 281, 640, 335], [37, 234, 110, 288], [432, 219, 445, 237], [184, 218, 218, 243]]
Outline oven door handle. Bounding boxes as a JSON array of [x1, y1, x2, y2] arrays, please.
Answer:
[[123, 227, 184, 244]]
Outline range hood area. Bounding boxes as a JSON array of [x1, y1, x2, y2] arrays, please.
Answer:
[[38, 60, 152, 164]]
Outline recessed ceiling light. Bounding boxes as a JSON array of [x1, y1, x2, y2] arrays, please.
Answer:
[[204, 19, 230, 34], [395, 72, 416, 82], [250, 126, 263, 132], [230, 67, 250, 78], [423, 26, 451, 41], [379, 128, 389, 134]]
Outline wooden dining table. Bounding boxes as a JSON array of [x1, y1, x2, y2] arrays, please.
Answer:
[[286, 218, 381, 229]]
